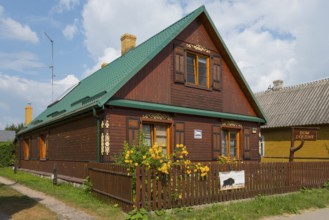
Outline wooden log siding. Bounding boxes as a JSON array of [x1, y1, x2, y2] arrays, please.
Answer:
[[134, 162, 329, 210], [88, 162, 133, 212]]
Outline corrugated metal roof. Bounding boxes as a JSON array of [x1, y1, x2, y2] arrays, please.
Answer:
[[0, 130, 15, 142], [18, 5, 266, 135], [255, 78, 329, 128]]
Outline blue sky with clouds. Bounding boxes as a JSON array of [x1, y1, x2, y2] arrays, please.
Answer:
[[0, 0, 328, 129]]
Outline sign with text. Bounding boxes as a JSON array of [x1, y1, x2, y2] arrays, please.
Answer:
[[219, 170, 245, 190], [293, 128, 318, 141], [194, 129, 202, 139]]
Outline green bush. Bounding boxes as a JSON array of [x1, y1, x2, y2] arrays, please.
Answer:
[[0, 142, 15, 167]]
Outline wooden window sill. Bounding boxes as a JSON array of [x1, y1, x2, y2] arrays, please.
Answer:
[[185, 83, 212, 91]]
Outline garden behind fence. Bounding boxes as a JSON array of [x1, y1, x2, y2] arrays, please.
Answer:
[[88, 161, 329, 211]]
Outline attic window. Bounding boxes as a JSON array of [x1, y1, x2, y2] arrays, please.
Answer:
[[186, 52, 209, 88], [174, 45, 220, 90]]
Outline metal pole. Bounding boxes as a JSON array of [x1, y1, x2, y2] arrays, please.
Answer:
[[44, 32, 55, 102]]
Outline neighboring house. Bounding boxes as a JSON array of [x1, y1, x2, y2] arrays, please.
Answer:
[[0, 130, 15, 143], [16, 6, 266, 182], [0, 130, 16, 143], [256, 79, 329, 162]]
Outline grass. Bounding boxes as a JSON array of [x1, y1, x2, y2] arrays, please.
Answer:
[[0, 183, 57, 220], [1, 167, 329, 220], [0, 167, 126, 220], [148, 188, 329, 220]]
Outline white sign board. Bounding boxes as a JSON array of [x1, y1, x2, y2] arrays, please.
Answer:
[[194, 129, 202, 139], [219, 170, 245, 190]]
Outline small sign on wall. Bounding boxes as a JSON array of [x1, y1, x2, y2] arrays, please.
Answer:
[[194, 129, 202, 139]]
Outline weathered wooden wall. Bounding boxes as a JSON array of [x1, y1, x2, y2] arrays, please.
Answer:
[[108, 107, 261, 162], [114, 17, 257, 116], [17, 114, 97, 180]]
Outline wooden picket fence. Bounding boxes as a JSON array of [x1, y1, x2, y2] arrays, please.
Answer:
[[135, 162, 329, 210], [88, 162, 329, 211]]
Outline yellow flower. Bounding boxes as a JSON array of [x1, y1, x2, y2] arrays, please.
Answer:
[[178, 194, 182, 199], [142, 155, 146, 159], [160, 160, 163, 163], [135, 163, 138, 167], [179, 155, 183, 159]]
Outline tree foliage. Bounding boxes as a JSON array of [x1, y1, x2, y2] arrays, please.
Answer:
[[0, 142, 15, 167], [5, 123, 24, 133]]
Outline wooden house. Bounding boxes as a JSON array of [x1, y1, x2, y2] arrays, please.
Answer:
[[256, 79, 329, 162], [16, 6, 266, 182]]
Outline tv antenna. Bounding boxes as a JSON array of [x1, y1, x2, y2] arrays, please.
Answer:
[[44, 32, 55, 101]]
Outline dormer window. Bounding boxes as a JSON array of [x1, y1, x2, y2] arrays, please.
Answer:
[[174, 44, 221, 90], [186, 53, 209, 87]]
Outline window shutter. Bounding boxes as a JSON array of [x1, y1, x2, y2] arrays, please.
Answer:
[[243, 128, 251, 160], [127, 118, 140, 146], [212, 56, 221, 90], [174, 45, 185, 83], [212, 126, 221, 160], [174, 122, 185, 146]]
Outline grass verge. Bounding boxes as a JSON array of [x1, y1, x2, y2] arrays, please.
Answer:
[[0, 167, 126, 220], [0, 183, 57, 220], [148, 187, 329, 220], [1, 167, 328, 220]]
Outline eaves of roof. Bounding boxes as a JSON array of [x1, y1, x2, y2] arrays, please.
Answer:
[[108, 99, 266, 123]]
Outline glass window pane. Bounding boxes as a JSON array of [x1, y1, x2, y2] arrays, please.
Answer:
[[155, 125, 167, 147], [187, 54, 196, 84], [142, 124, 153, 147], [230, 131, 237, 157], [198, 57, 207, 86], [221, 131, 227, 156]]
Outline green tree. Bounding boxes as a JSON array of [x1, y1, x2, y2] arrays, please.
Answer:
[[5, 123, 24, 133], [0, 142, 15, 167]]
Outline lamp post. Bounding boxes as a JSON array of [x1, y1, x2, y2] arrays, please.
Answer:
[[44, 32, 55, 102]]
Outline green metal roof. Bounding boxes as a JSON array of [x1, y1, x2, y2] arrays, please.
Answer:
[[18, 5, 266, 135], [109, 99, 266, 123]]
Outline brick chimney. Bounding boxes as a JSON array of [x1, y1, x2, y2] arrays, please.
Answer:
[[120, 33, 136, 55], [273, 80, 283, 91], [25, 103, 32, 126]]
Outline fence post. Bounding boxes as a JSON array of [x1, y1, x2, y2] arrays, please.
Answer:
[[135, 166, 141, 210]]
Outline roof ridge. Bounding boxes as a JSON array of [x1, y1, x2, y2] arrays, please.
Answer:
[[255, 77, 329, 95]]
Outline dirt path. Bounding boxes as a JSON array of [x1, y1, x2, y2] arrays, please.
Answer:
[[0, 176, 95, 220]]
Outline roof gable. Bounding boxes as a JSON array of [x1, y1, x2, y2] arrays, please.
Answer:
[[20, 5, 266, 134], [255, 78, 329, 128]]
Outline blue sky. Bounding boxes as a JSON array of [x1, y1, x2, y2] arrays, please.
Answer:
[[0, 0, 328, 129]]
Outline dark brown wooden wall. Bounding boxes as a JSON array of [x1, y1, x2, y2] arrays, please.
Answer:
[[114, 17, 257, 117], [18, 114, 97, 178], [108, 107, 260, 162], [48, 115, 97, 161]]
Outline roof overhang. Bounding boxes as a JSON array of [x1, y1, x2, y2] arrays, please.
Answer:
[[108, 99, 266, 124]]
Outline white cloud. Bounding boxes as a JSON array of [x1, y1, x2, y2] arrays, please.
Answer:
[[52, 0, 80, 13], [0, 16, 39, 43], [82, 0, 183, 60], [80, 0, 329, 92], [83, 47, 120, 77], [63, 18, 79, 40], [0, 73, 79, 129], [0, 51, 44, 72]]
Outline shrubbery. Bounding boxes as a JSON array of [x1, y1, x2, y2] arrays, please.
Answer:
[[0, 142, 15, 167]]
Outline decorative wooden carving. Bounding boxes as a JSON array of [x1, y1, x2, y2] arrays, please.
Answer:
[[186, 43, 210, 54], [221, 121, 242, 128], [142, 113, 172, 121], [101, 119, 110, 156]]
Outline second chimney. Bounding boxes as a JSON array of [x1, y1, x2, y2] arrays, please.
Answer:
[[121, 33, 136, 55], [25, 103, 33, 126], [273, 80, 283, 91]]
